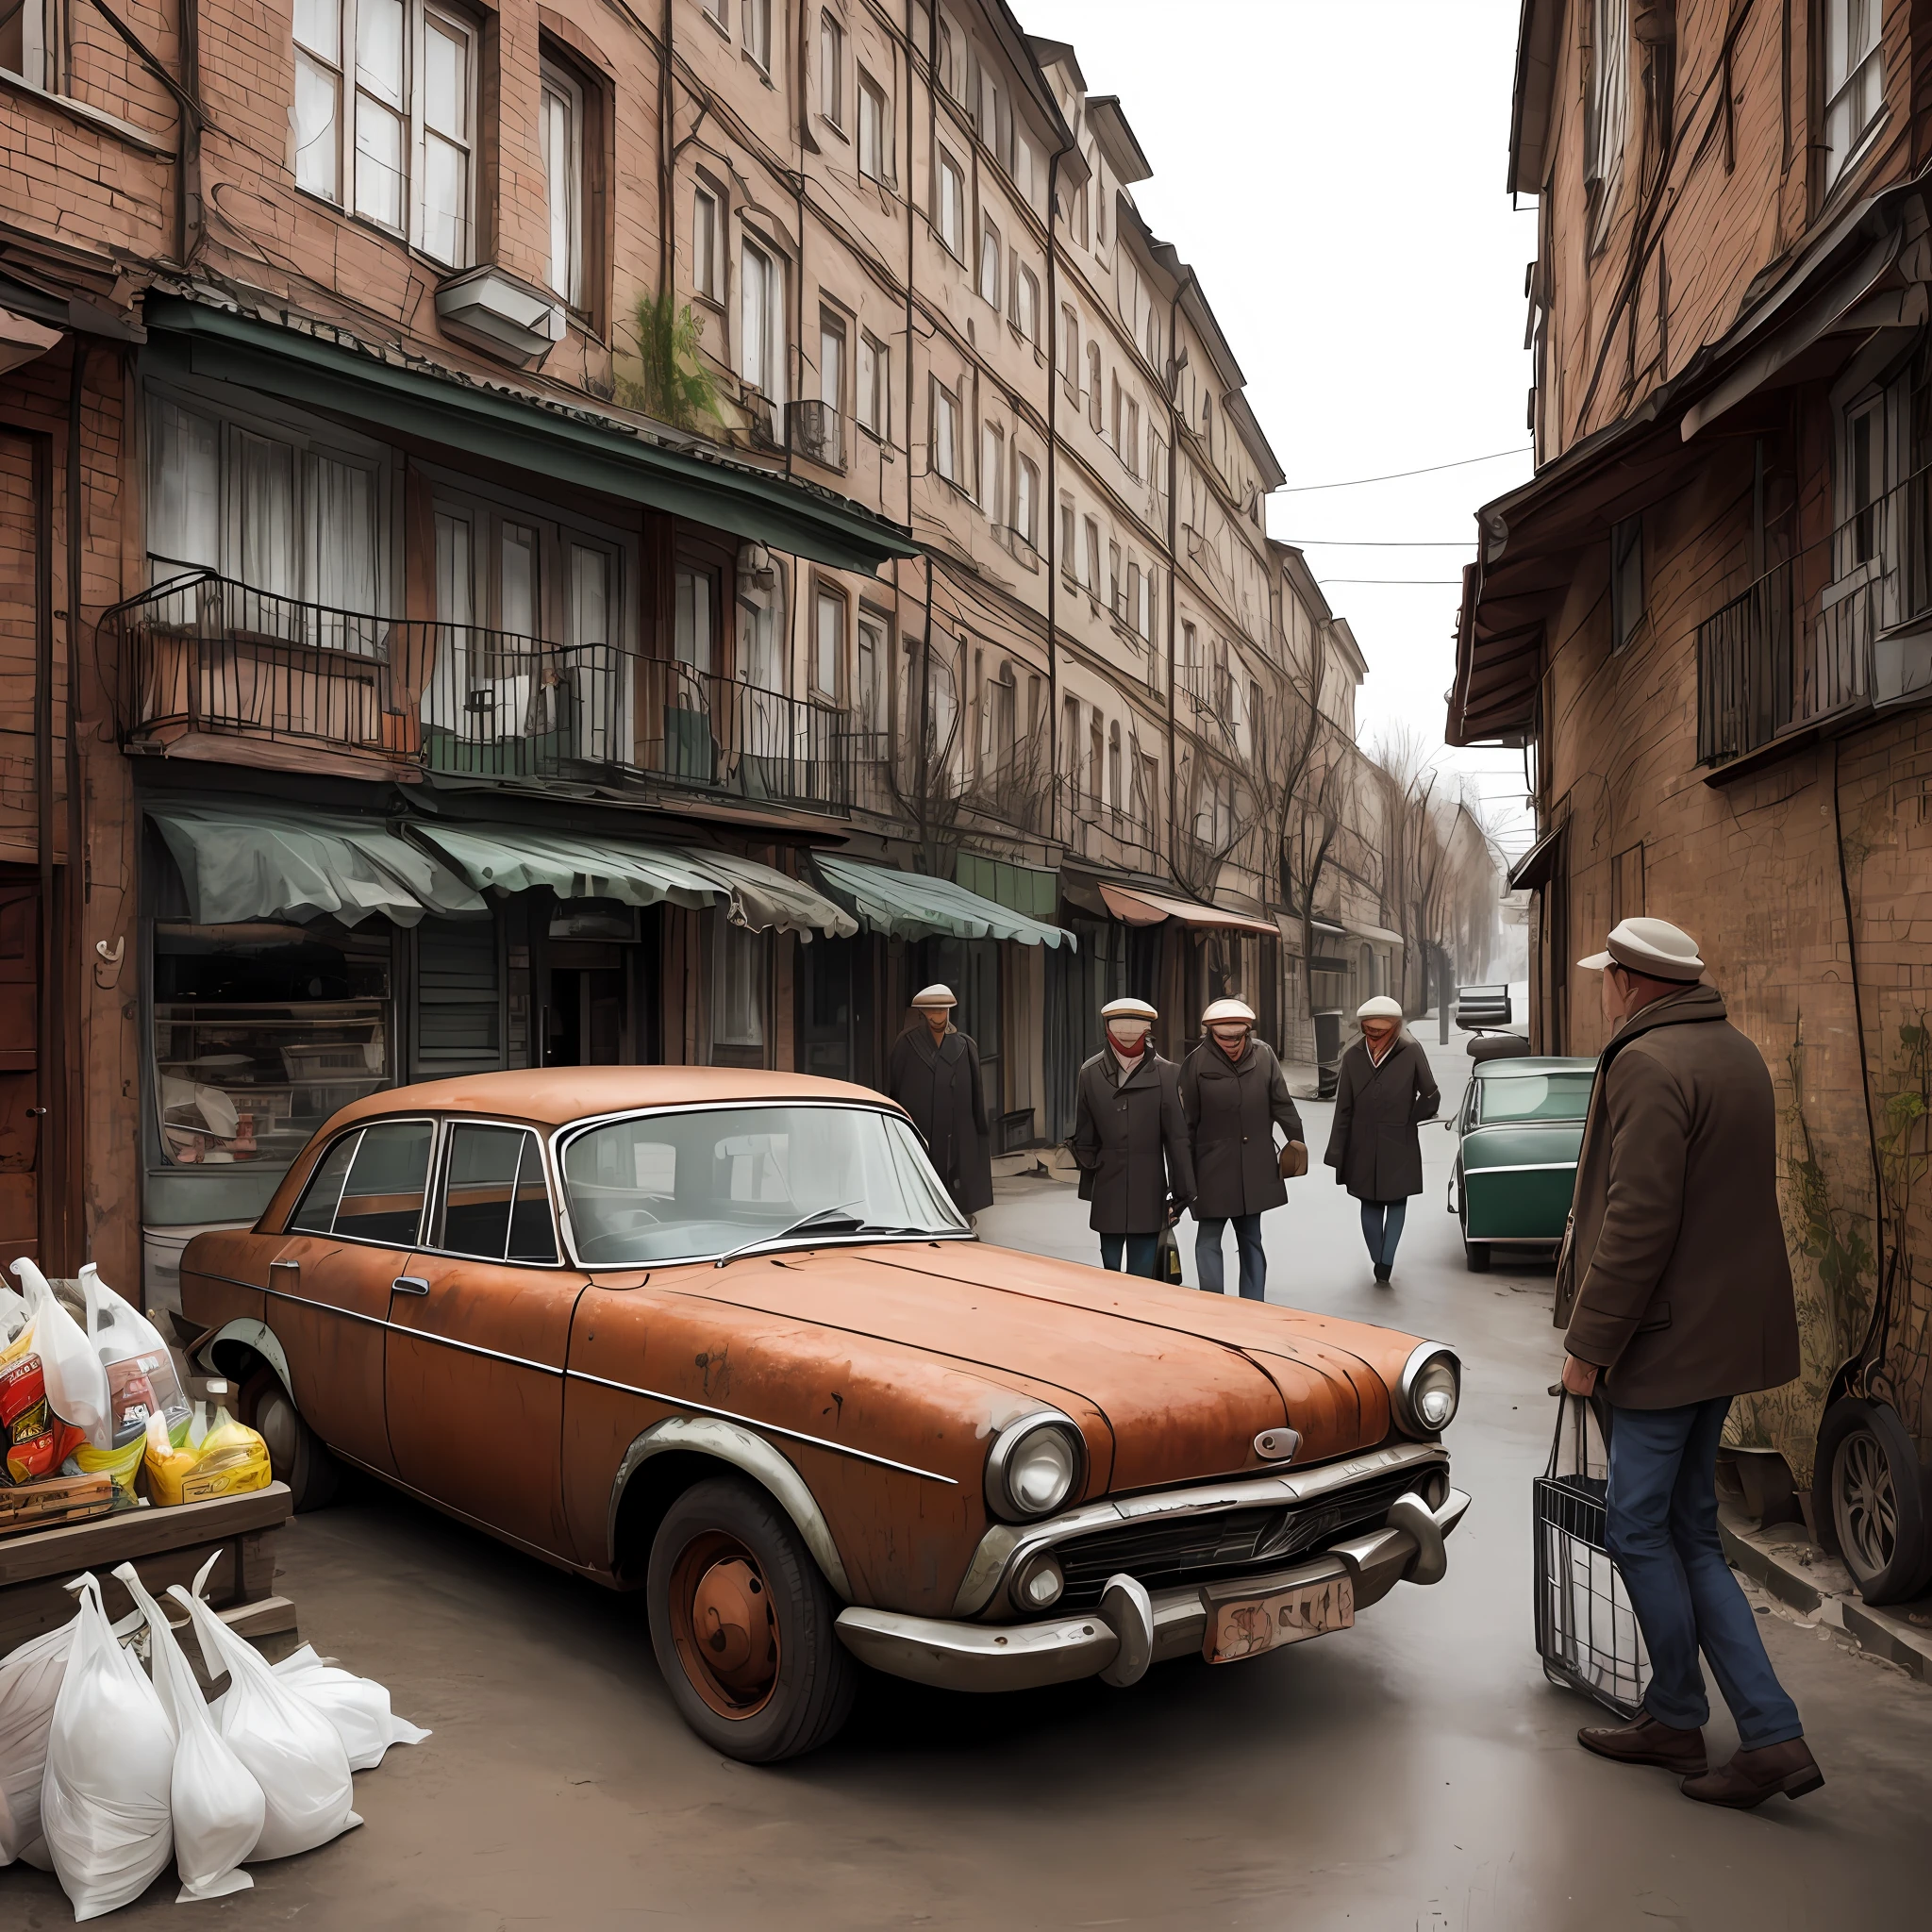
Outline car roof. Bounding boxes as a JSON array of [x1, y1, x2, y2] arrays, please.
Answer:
[[1472, 1055, 1597, 1078], [320, 1065, 899, 1132]]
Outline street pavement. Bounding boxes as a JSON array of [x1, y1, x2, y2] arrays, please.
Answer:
[[12, 1028, 1932, 1929]]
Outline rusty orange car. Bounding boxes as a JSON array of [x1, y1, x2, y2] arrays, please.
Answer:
[[177, 1067, 1469, 1761]]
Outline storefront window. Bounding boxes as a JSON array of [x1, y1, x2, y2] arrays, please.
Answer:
[[151, 921, 391, 1170], [711, 917, 768, 1067]]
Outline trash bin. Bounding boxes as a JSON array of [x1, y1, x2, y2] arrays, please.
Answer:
[[1313, 1009, 1342, 1099]]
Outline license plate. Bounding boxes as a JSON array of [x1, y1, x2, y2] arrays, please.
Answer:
[[1201, 1573, 1356, 1664]]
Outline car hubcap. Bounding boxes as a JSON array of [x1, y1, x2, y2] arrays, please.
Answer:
[[669, 1532, 779, 1717], [1838, 1430, 1898, 1578]]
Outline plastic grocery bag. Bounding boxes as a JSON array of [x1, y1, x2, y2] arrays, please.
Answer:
[[82, 1264, 189, 1446], [216, 1644, 431, 1773], [0, 1280, 25, 1343], [8, 1258, 111, 1448], [110, 1563, 264, 1902], [0, 1612, 75, 1866], [172, 1554, 360, 1861], [40, 1574, 176, 1920]]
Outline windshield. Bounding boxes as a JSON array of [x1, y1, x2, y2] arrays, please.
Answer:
[[560, 1104, 969, 1265], [1478, 1072, 1593, 1124]]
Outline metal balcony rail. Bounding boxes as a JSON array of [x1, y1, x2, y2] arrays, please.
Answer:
[[1698, 466, 1932, 767], [109, 570, 861, 810]]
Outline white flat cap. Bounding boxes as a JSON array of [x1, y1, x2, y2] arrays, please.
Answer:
[[910, 983, 957, 1008], [1201, 997, 1256, 1026], [1101, 996, 1158, 1022], [1578, 917, 1704, 981], [1357, 996, 1404, 1020]]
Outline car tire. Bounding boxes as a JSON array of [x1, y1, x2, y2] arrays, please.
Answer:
[[647, 1474, 857, 1763], [238, 1367, 340, 1513], [1464, 1241, 1491, 1273], [1816, 1396, 1932, 1604]]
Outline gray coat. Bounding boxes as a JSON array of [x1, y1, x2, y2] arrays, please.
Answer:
[[1555, 981, 1800, 1408], [1324, 1033, 1441, 1201], [887, 1025, 994, 1214], [1072, 1048, 1196, 1234], [1179, 1038, 1304, 1220]]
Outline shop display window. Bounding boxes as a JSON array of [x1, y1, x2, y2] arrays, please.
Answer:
[[151, 921, 392, 1171]]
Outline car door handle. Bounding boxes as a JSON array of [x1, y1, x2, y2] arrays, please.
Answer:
[[391, 1275, 430, 1296]]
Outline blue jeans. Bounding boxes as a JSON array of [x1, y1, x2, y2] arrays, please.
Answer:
[[1196, 1213, 1266, 1299], [1360, 1200, 1407, 1268], [1099, 1231, 1159, 1277], [1606, 1397, 1804, 1749]]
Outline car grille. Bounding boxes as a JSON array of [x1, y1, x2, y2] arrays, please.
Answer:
[[1051, 1469, 1425, 1607]]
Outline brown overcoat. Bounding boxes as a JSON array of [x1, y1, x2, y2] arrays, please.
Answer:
[[1179, 1037, 1304, 1219], [1071, 1048, 1196, 1234], [1323, 1034, 1441, 1201], [886, 1025, 994, 1214], [1555, 980, 1800, 1408]]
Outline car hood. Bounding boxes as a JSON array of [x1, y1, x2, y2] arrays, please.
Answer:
[[682, 1239, 1404, 1489]]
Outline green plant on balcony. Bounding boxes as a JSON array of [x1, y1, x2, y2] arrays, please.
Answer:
[[618, 292, 734, 433]]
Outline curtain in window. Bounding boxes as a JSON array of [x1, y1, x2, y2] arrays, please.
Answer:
[[355, 0, 406, 226], [713, 917, 767, 1050], [237, 431, 297, 601], [304, 452, 376, 630], [147, 400, 221, 574]]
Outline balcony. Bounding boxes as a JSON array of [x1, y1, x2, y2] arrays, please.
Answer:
[[110, 570, 868, 814], [1698, 469, 1932, 768]]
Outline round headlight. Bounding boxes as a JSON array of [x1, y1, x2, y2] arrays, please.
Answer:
[[1396, 1344, 1460, 1438], [985, 1413, 1085, 1522]]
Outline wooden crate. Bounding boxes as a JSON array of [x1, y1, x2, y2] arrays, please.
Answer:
[[0, 1481, 295, 1657]]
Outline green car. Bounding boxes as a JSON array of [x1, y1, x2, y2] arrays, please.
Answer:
[[1446, 1056, 1596, 1272]]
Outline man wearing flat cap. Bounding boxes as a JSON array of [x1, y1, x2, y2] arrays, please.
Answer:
[[1323, 996, 1439, 1283], [886, 983, 993, 1217], [1558, 917, 1818, 1809], [1072, 997, 1195, 1276]]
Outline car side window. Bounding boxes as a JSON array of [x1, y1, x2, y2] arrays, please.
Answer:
[[288, 1130, 360, 1233], [333, 1119, 435, 1245], [438, 1123, 558, 1264]]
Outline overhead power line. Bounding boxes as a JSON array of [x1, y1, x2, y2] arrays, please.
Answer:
[[1286, 538, 1477, 547], [1277, 445, 1532, 493], [1319, 576, 1467, 586]]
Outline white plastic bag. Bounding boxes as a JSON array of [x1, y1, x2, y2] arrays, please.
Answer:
[[172, 1556, 359, 1861], [217, 1644, 431, 1773], [8, 1258, 111, 1446], [40, 1574, 176, 1920], [0, 1280, 25, 1344], [83, 1265, 190, 1445], [111, 1563, 263, 1903], [0, 1613, 74, 1867]]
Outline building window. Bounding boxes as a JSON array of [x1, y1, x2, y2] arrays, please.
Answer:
[[1014, 264, 1040, 343], [540, 59, 583, 308], [978, 217, 1001, 306], [675, 566, 715, 672], [742, 0, 772, 74], [1824, 0, 1885, 187], [1108, 722, 1122, 810], [813, 587, 845, 699], [819, 11, 843, 128], [712, 918, 768, 1061], [1610, 514, 1643, 652], [1082, 516, 1100, 594], [857, 613, 885, 730], [701, 0, 726, 24], [1058, 496, 1075, 578], [1014, 453, 1038, 548], [1070, 176, 1089, 249], [740, 238, 783, 403], [1585, 0, 1627, 230], [817, 309, 846, 465], [692, 183, 724, 301], [1125, 559, 1141, 633], [292, 0, 343, 198], [933, 382, 960, 484], [858, 69, 890, 181], [1058, 305, 1078, 398], [937, 148, 965, 257], [858, 331, 889, 437], [981, 422, 1005, 523], [1087, 344, 1102, 430], [1060, 694, 1080, 793]]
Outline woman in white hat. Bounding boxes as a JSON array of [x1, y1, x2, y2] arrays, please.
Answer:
[[1323, 996, 1441, 1283], [1178, 998, 1304, 1299], [885, 984, 993, 1216]]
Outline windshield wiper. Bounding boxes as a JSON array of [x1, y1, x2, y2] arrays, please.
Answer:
[[714, 1202, 866, 1268]]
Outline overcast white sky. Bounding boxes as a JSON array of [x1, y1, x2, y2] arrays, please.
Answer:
[[1022, 0, 1538, 857]]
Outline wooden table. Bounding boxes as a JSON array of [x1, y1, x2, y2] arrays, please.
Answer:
[[0, 1482, 297, 1657]]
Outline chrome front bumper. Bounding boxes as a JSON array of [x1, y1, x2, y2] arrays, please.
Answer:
[[835, 1484, 1471, 1694]]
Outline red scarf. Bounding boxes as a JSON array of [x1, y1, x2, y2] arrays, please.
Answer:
[[1107, 1027, 1148, 1061]]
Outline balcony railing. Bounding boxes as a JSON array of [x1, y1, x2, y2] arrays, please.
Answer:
[[110, 570, 866, 812], [1698, 468, 1932, 767]]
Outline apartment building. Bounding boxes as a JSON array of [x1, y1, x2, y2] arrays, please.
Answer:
[[0, 1, 1395, 1307], [1451, 1, 1932, 1585]]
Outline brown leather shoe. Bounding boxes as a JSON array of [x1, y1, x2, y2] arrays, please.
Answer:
[[1577, 1711, 1708, 1774], [1681, 1739, 1824, 1808]]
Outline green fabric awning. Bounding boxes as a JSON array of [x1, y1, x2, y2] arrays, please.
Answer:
[[144, 299, 918, 575], [815, 855, 1075, 948], [407, 824, 723, 910], [687, 850, 858, 941], [954, 851, 1059, 922], [150, 801, 486, 927]]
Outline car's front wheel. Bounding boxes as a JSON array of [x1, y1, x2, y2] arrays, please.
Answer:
[[647, 1474, 856, 1762], [238, 1367, 340, 1512]]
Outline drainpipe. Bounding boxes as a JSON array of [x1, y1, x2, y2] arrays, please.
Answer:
[[658, 0, 675, 302], [31, 425, 54, 1268], [1044, 136, 1072, 840], [179, 0, 201, 263], [64, 341, 87, 1272], [1165, 269, 1194, 885]]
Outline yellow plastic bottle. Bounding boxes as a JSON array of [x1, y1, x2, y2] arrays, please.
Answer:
[[179, 1380, 272, 1502]]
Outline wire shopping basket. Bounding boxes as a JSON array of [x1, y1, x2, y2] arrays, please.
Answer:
[[1532, 1391, 1651, 1718]]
